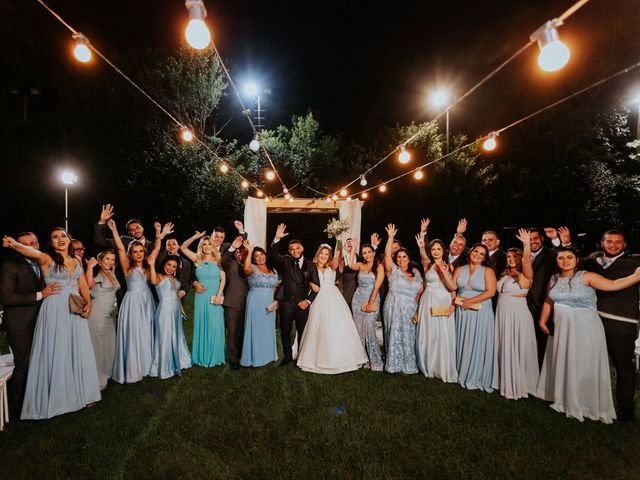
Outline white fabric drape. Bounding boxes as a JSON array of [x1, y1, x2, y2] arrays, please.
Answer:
[[244, 197, 267, 249], [338, 200, 362, 245]]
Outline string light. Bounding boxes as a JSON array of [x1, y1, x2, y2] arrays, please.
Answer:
[[332, 194, 338, 201], [340, 189, 348, 197], [325, 197, 331, 203], [265, 170, 275, 181], [361, 192, 368, 199], [249, 135, 260, 152], [482, 132, 498, 151], [379, 184, 387, 193], [359, 175, 367, 187], [184, 0, 211, 50], [241, 180, 249, 189], [288, 197, 294, 203], [531, 19, 570, 72], [284, 193, 292, 200], [181, 127, 194, 142], [72, 33, 91, 63], [219, 163, 229, 174], [256, 190, 264, 197], [398, 145, 411, 164], [414, 169, 424, 180]]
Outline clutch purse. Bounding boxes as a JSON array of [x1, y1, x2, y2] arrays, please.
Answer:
[[454, 296, 481, 311], [266, 301, 279, 312], [69, 293, 87, 314], [431, 305, 453, 316]]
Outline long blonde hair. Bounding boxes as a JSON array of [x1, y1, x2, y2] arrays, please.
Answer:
[[196, 236, 220, 266]]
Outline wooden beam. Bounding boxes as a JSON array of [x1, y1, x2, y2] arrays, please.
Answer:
[[242, 197, 364, 213]]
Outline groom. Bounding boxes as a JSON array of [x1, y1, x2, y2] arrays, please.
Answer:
[[269, 223, 320, 366]]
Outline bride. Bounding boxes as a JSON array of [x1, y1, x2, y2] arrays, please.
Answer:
[[297, 243, 368, 374]]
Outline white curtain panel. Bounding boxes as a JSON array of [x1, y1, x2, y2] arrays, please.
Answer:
[[243, 197, 267, 248]]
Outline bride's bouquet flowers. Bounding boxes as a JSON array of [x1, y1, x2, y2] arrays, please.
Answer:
[[324, 218, 350, 239]]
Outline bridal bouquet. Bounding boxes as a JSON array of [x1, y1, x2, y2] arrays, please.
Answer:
[[324, 218, 350, 239]]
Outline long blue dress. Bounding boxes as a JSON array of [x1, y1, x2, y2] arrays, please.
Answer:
[[192, 262, 225, 367], [535, 271, 616, 423], [21, 263, 101, 420], [351, 269, 384, 371], [240, 266, 279, 367], [112, 267, 155, 384], [455, 265, 495, 392], [150, 278, 192, 378], [383, 264, 423, 374]]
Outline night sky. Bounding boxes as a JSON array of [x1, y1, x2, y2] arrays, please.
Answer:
[[2, 0, 640, 246]]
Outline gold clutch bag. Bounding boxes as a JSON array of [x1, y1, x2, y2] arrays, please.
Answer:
[[69, 293, 87, 314], [454, 296, 481, 311], [430, 305, 453, 316]]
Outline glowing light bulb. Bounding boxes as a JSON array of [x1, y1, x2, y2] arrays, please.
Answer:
[[219, 163, 229, 173], [181, 128, 194, 142], [61, 171, 78, 185], [361, 192, 368, 199], [185, 1, 211, 49], [283, 188, 288, 193], [241, 180, 249, 189], [73, 34, 91, 63], [325, 197, 331, 203], [332, 194, 338, 201], [430, 89, 449, 108], [249, 138, 260, 152], [288, 197, 294, 203], [379, 184, 387, 193], [531, 19, 570, 73], [284, 193, 291, 200], [398, 145, 411, 164], [265, 170, 275, 181], [482, 132, 498, 152], [340, 189, 348, 197], [346, 197, 351, 202], [414, 169, 424, 180], [257, 191, 264, 197], [359, 175, 367, 187]]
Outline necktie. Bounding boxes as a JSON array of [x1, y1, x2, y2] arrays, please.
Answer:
[[602, 257, 613, 270], [29, 260, 40, 279]]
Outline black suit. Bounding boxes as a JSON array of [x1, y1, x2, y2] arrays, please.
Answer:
[[221, 249, 249, 365], [0, 255, 44, 412], [269, 241, 320, 359], [339, 264, 358, 309], [526, 246, 557, 366], [487, 249, 507, 310]]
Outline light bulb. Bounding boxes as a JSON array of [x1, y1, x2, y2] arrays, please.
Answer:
[[219, 163, 229, 173], [430, 89, 449, 108], [379, 184, 387, 192], [346, 197, 351, 202], [288, 197, 294, 203], [265, 170, 275, 181], [249, 139, 260, 152], [241, 180, 249, 189], [283, 188, 288, 193], [185, 19, 211, 49], [359, 175, 367, 187], [73, 34, 91, 63], [332, 194, 338, 201], [61, 171, 78, 185], [284, 193, 291, 200], [398, 146, 411, 164], [361, 192, 368, 199], [538, 40, 570, 72], [482, 132, 498, 152], [325, 197, 331, 203], [414, 170, 424, 180], [257, 191, 264, 197], [181, 128, 194, 142], [340, 189, 348, 197]]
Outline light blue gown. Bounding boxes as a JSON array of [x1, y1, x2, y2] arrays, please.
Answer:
[[21, 263, 101, 420], [192, 262, 225, 367], [455, 265, 495, 392], [351, 269, 384, 371], [240, 266, 279, 367], [383, 264, 423, 374], [112, 267, 155, 384], [150, 278, 192, 378]]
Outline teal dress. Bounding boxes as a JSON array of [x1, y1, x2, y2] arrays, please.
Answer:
[[192, 262, 225, 367], [240, 266, 279, 367]]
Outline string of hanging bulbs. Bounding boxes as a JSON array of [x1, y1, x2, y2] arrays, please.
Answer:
[[328, 0, 591, 199]]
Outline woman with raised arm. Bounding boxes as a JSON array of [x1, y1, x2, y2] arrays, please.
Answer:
[[109, 219, 167, 384], [382, 224, 424, 374], [491, 229, 538, 399], [180, 231, 226, 367], [4, 228, 100, 419], [535, 246, 640, 423], [351, 242, 385, 371], [240, 241, 279, 367], [297, 242, 368, 374], [85, 250, 120, 390], [415, 234, 457, 383], [442, 243, 496, 392], [148, 249, 192, 379]]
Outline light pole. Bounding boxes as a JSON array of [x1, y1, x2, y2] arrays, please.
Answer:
[[244, 82, 271, 131], [61, 171, 78, 232], [429, 89, 451, 154]]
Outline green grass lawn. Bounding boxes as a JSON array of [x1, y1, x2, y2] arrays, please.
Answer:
[[1, 294, 639, 479]]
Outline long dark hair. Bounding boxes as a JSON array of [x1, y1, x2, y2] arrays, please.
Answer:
[[46, 227, 73, 272], [394, 247, 415, 277], [251, 246, 274, 273], [549, 246, 581, 291], [468, 243, 489, 266], [158, 254, 181, 278], [126, 240, 150, 272], [427, 239, 448, 265]]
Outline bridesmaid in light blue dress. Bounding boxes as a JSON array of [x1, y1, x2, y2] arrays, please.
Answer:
[[180, 231, 226, 367], [148, 255, 192, 378], [109, 220, 169, 384], [350, 243, 385, 371], [3, 228, 101, 420], [448, 244, 497, 392], [240, 244, 279, 367], [382, 225, 424, 374]]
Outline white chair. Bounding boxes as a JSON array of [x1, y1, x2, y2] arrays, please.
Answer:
[[0, 353, 15, 431]]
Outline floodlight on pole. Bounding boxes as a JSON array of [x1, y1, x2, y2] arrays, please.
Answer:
[[185, 0, 211, 49], [60, 171, 78, 232], [531, 19, 570, 72]]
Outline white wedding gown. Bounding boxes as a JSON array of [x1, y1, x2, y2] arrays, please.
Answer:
[[297, 267, 368, 374]]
